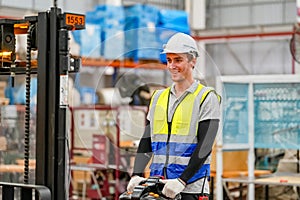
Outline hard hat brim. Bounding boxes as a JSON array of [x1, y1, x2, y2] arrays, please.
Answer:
[[160, 49, 188, 54]]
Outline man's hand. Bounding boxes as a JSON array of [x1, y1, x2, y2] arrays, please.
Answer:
[[126, 175, 146, 192], [160, 178, 186, 198]]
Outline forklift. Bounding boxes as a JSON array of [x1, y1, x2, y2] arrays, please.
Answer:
[[0, 1, 84, 199]]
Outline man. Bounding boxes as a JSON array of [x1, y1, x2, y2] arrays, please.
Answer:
[[127, 32, 220, 199]]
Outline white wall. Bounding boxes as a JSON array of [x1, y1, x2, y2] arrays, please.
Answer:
[[0, 0, 103, 17]]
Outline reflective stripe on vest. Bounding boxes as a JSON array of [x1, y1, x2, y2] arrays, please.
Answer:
[[149, 84, 215, 183]]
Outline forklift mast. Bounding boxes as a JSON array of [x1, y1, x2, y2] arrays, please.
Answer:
[[0, 6, 84, 200], [36, 7, 84, 200]]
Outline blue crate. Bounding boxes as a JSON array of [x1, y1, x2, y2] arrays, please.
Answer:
[[157, 9, 190, 63], [80, 24, 101, 58], [102, 28, 125, 60], [124, 27, 161, 61], [124, 4, 160, 61], [88, 5, 125, 59], [159, 9, 190, 26], [94, 4, 125, 28], [124, 4, 159, 24]]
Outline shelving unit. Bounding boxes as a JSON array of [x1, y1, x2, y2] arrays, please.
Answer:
[[1, 57, 166, 70], [215, 74, 300, 200], [81, 57, 166, 70], [69, 105, 147, 200]]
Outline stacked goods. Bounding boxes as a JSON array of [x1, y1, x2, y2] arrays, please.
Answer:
[[72, 4, 190, 63], [71, 10, 102, 58], [79, 22, 102, 58], [95, 5, 125, 60], [124, 4, 160, 61], [157, 9, 190, 63], [73, 5, 125, 60]]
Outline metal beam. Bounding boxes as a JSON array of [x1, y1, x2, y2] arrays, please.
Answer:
[[193, 24, 294, 43]]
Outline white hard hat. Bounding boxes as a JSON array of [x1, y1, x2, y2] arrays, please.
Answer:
[[161, 32, 199, 57]]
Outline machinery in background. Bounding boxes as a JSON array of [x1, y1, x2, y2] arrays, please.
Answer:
[[0, 3, 84, 200], [115, 73, 151, 106]]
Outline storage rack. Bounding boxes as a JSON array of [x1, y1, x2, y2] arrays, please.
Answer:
[[69, 105, 147, 200], [215, 74, 300, 200]]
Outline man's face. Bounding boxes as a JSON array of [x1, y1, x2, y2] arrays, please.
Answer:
[[166, 53, 195, 83]]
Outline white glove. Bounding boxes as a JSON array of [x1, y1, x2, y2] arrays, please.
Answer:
[[161, 178, 186, 199], [127, 176, 146, 192]]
